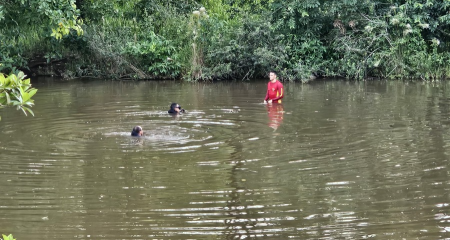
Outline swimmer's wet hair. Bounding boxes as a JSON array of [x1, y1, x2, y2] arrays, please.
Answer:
[[131, 126, 142, 136], [169, 102, 185, 114]]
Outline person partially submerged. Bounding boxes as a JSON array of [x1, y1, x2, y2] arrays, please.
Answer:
[[131, 126, 143, 137], [264, 70, 284, 104], [168, 103, 185, 114]]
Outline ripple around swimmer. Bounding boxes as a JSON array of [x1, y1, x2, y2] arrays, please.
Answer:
[[1, 108, 274, 160]]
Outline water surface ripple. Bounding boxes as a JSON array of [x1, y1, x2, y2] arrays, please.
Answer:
[[1, 80, 450, 239]]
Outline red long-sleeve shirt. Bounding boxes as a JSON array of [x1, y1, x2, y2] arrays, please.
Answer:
[[265, 80, 284, 103]]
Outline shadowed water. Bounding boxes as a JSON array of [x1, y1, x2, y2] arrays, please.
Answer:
[[1, 79, 450, 239]]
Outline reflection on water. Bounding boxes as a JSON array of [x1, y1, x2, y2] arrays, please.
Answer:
[[266, 103, 284, 131], [1, 79, 450, 239]]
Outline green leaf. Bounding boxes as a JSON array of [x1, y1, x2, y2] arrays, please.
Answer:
[[0, 74, 6, 85], [2, 234, 16, 240], [17, 71, 25, 80], [5, 91, 11, 104], [19, 106, 27, 115], [27, 88, 38, 99], [25, 107, 35, 116]]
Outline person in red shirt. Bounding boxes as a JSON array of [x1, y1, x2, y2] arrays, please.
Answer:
[[264, 71, 284, 104]]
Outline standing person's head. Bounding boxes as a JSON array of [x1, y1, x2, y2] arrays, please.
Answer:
[[269, 70, 278, 83], [131, 126, 143, 136]]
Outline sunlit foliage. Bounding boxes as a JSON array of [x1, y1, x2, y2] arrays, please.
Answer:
[[0, 71, 37, 120], [1, 234, 16, 240]]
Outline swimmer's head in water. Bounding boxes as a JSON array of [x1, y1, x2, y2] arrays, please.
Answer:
[[169, 103, 185, 114], [131, 126, 143, 136]]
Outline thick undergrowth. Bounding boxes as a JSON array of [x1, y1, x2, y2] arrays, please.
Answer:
[[1, 0, 449, 82]]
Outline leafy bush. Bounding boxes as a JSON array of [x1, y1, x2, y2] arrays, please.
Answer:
[[122, 33, 181, 78], [0, 38, 27, 74], [0, 71, 37, 120], [199, 16, 288, 80], [327, 1, 450, 80], [2, 0, 450, 81]]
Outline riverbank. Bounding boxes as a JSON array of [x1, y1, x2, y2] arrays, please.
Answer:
[[2, 1, 450, 82]]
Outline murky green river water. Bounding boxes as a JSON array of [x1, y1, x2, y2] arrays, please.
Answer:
[[1, 79, 450, 239]]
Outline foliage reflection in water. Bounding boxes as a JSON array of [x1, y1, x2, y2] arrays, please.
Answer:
[[1, 79, 450, 239]]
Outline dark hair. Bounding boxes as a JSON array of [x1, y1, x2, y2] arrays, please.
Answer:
[[168, 102, 185, 114], [131, 126, 142, 136], [269, 70, 278, 76]]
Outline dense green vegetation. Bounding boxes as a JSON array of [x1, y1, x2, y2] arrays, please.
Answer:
[[1, 0, 450, 81], [0, 71, 37, 120]]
